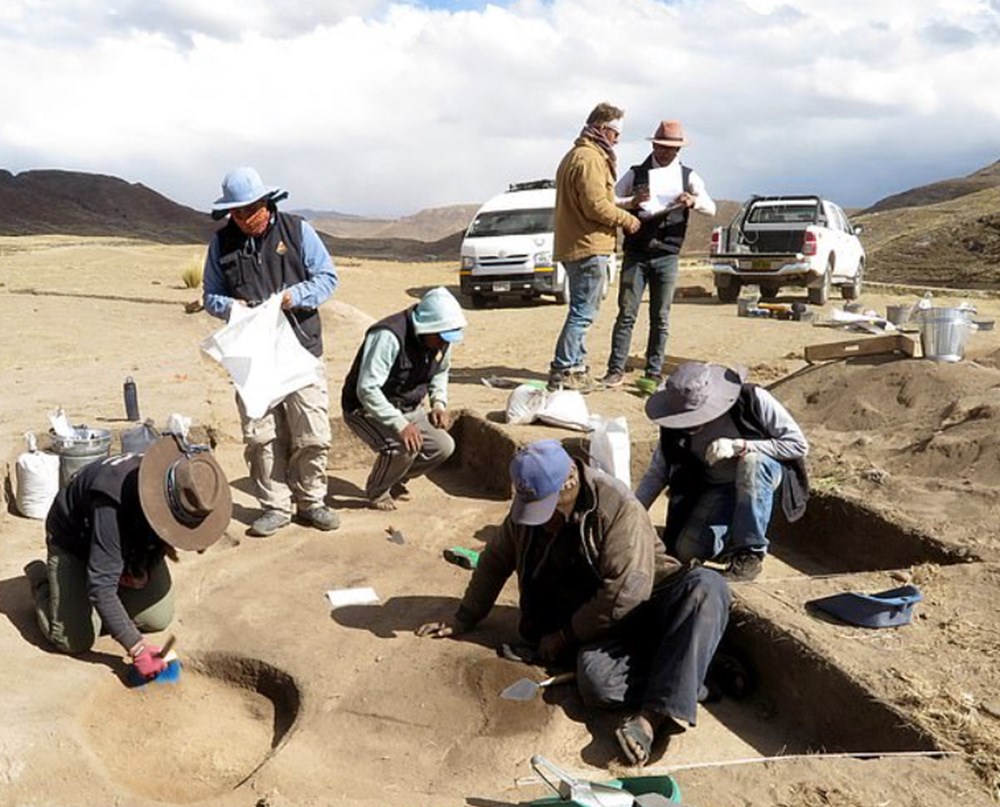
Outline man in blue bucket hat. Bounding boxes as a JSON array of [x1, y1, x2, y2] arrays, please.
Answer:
[[202, 167, 340, 537], [342, 287, 467, 510], [418, 439, 731, 766]]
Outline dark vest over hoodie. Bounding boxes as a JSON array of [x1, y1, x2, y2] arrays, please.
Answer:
[[213, 210, 323, 357], [622, 156, 693, 257], [341, 307, 445, 414], [657, 384, 810, 551]]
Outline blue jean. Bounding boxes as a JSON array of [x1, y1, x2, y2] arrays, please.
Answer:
[[673, 453, 784, 562], [551, 255, 608, 373], [607, 253, 680, 377], [576, 567, 731, 726]]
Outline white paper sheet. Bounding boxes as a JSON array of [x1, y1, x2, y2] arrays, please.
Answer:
[[638, 162, 684, 215], [326, 586, 380, 609]]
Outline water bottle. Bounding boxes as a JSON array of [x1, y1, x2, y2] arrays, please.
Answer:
[[123, 377, 140, 421]]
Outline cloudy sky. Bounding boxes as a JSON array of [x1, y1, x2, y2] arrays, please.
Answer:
[[2, 0, 998, 216]]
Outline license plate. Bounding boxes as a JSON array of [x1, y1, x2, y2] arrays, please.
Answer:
[[751, 259, 772, 271], [493, 281, 511, 292]]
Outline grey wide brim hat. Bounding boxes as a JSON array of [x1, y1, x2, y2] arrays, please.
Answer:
[[211, 166, 287, 220], [645, 362, 746, 429]]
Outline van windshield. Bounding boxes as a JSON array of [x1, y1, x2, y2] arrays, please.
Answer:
[[466, 208, 554, 237]]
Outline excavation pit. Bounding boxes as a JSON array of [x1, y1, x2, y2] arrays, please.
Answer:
[[78, 654, 300, 803]]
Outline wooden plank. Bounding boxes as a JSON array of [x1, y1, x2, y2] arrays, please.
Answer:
[[804, 334, 916, 363]]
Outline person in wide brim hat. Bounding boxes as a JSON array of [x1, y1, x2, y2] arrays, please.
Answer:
[[210, 166, 288, 220], [636, 362, 810, 582], [647, 119, 690, 147], [24, 436, 232, 682]]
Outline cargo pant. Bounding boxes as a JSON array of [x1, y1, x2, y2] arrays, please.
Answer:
[[31, 544, 173, 654], [236, 377, 332, 515]]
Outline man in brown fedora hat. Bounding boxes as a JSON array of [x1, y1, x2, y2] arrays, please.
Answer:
[[638, 362, 809, 581], [548, 102, 642, 393], [602, 120, 716, 390], [23, 436, 232, 680]]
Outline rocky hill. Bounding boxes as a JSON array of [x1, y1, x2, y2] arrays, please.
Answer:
[[0, 169, 214, 244], [309, 203, 478, 243], [863, 160, 1000, 214]]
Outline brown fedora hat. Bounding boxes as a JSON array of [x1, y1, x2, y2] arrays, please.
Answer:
[[647, 119, 689, 147], [139, 436, 232, 551], [645, 362, 746, 429]]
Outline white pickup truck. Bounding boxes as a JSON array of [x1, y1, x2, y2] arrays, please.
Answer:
[[710, 195, 865, 305]]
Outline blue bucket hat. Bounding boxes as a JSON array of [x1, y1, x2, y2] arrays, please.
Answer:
[[211, 167, 287, 220], [412, 287, 468, 343], [807, 585, 923, 628], [509, 440, 573, 525]]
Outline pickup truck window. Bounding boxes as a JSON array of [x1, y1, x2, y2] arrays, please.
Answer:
[[746, 203, 818, 225], [466, 208, 554, 238]]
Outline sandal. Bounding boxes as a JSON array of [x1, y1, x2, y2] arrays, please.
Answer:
[[369, 493, 397, 511], [615, 715, 653, 766]]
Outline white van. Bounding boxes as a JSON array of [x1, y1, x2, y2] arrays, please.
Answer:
[[459, 180, 616, 308]]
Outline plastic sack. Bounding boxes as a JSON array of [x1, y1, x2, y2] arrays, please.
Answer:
[[589, 415, 631, 487], [506, 384, 548, 425], [200, 294, 323, 419], [536, 390, 591, 432], [15, 432, 60, 519]]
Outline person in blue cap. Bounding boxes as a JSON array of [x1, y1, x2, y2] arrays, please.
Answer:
[[202, 167, 340, 538], [342, 287, 467, 510], [417, 438, 731, 767]]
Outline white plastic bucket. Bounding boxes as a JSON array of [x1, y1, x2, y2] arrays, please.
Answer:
[[918, 308, 974, 362]]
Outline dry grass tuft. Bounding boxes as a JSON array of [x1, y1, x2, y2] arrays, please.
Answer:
[[180, 262, 203, 289]]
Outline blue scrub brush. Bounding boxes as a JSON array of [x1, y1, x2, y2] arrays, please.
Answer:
[[128, 635, 182, 687]]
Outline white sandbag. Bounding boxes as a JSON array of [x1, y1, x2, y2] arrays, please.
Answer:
[[200, 294, 323, 419], [15, 432, 60, 520], [506, 384, 548, 425], [536, 390, 592, 432], [588, 415, 631, 488]]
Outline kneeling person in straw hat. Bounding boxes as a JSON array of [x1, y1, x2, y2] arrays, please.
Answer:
[[203, 166, 339, 538], [639, 362, 809, 581], [417, 439, 731, 766], [342, 287, 466, 510], [23, 436, 232, 681]]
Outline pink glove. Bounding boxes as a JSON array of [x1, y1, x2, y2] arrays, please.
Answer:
[[132, 645, 166, 680]]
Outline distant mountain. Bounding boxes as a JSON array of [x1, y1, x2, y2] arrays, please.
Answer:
[[317, 230, 464, 263], [311, 203, 478, 243], [0, 169, 214, 243], [863, 160, 1000, 214]]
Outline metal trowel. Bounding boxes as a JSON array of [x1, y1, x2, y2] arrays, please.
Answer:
[[530, 755, 635, 807], [501, 670, 575, 701]]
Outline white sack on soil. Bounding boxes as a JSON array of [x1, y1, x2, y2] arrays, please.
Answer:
[[589, 415, 631, 487]]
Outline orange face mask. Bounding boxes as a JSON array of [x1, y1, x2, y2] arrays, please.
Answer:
[[232, 203, 271, 236]]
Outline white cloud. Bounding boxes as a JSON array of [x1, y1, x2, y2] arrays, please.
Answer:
[[0, 0, 997, 216]]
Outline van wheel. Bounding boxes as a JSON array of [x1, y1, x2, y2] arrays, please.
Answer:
[[471, 292, 489, 309], [841, 261, 863, 300], [554, 275, 569, 304], [716, 281, 740, 304], [807, 260, 832, 306]]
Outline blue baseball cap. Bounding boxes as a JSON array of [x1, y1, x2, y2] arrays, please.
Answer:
[[509, 440, 573, 525]]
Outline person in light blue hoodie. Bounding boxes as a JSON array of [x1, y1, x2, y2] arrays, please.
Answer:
[[342, 287, 467, 510]]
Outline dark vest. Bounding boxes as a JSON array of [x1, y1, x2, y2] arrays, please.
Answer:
[[622, 156, 693, 256], [341, 308, 445, 414], [213, 210, 323, 357], [657, 385, 810, 552]]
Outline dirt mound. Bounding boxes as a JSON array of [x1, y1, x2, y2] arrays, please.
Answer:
[[773, 359, 1000, 556], [0, 169, 214, 244], [318, 229, 464, 262]]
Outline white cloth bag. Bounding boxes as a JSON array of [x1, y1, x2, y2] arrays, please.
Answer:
[[588, 415, 631, 487], [536, 390, 592, 432], [505, 384, 548, 425], [15, 432, 60, 519], [200, 294, 323, 419]]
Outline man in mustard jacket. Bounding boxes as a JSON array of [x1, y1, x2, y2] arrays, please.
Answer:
[[548, 102, 641, 392]]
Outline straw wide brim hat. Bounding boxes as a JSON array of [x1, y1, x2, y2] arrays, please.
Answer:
[[645, 362, 746, 429], [139, 436, 232, 551]]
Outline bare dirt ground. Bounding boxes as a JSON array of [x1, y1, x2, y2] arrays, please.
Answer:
[[2, 236, 999, 806]]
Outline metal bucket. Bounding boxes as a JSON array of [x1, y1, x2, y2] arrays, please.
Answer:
[[49, 426, 112, 487], [918, 307, 973, 362], [885, 303, 914, 326]]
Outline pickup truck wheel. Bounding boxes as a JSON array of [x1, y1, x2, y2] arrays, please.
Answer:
[[716, 281, 740, 304], [841, 261, 864, 301], [807, 261, 832, 306]]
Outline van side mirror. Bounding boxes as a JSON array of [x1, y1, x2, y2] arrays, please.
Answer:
[[853, 224, 864, 235]]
